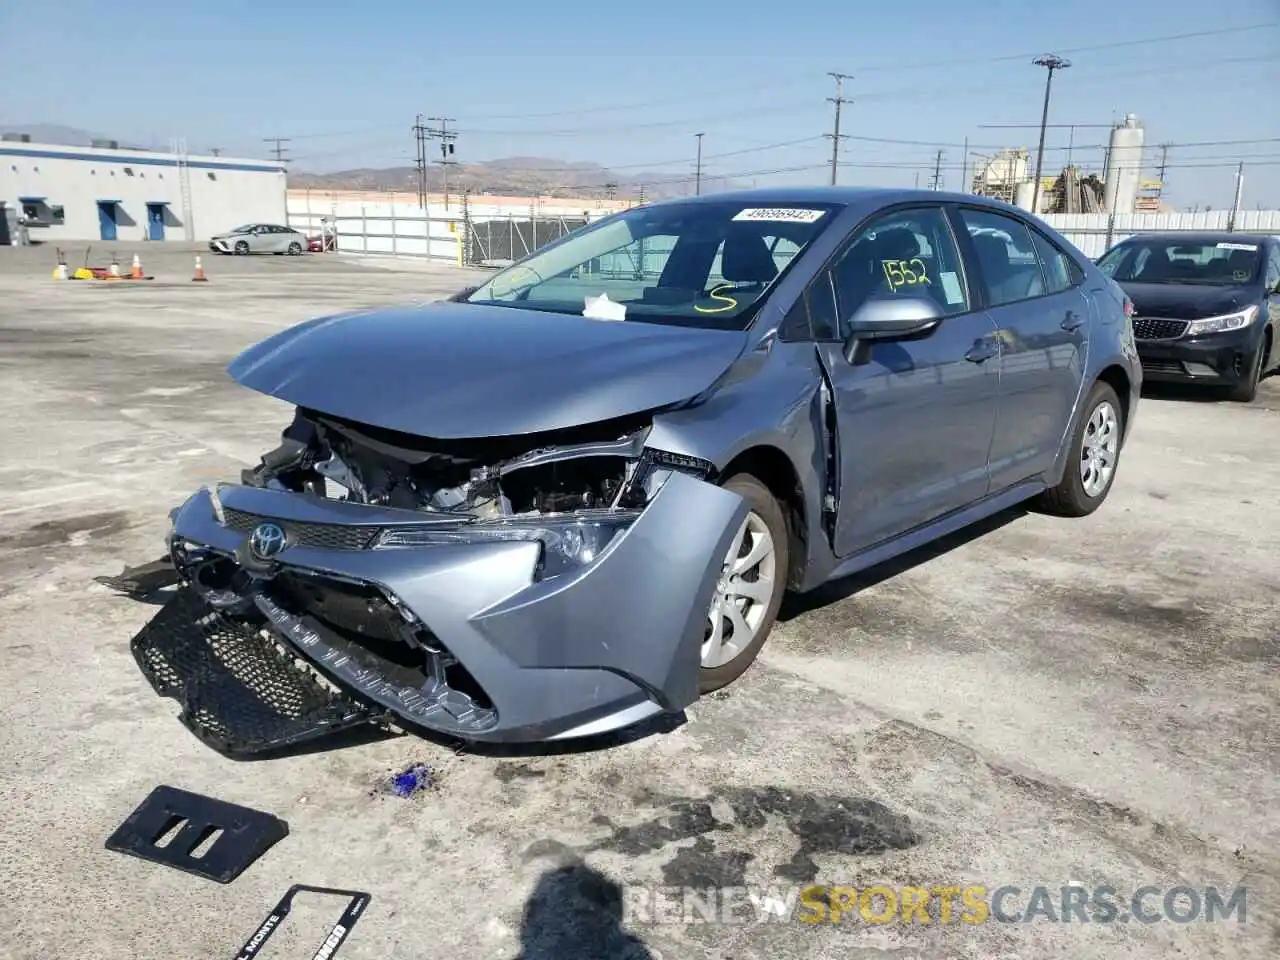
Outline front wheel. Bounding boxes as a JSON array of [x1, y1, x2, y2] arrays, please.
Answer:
[[699, 474, 790, 694], [1227, 338, 1266, 403], [1035, 380, 1124, 517], [234, 240, 249, 255]]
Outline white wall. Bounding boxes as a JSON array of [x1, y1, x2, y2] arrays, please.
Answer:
[[1043, 209, 1280, 258], [286, 193, 613, 261], [0, 142, 287, 242]]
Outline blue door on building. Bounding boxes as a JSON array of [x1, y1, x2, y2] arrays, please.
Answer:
[[97, 202, 118, 241], [146, 203, 166, 241]]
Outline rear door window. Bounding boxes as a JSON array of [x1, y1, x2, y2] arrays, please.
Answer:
[[958, 209, 1049, 307], [1028, 229, 1081, 294]]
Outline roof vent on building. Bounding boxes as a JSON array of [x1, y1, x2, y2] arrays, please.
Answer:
[[91, 139, 120, 149], [2, 133, 32, 143]]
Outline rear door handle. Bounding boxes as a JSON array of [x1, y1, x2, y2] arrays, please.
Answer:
[[965, 339, 999, 363], [1061, 311, 1086, 331]]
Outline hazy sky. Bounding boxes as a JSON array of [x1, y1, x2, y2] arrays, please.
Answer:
[[3, 0, 1277, 208]]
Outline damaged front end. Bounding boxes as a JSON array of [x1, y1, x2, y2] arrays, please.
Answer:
[[132, 407, 746, 757]]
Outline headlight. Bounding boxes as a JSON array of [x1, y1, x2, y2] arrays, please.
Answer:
[[373, 511, 641, 580], [1184, 305, 1258, 337]]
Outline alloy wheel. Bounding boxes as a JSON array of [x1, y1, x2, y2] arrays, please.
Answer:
[[702, 511, 777, 669], [1079, 400, 1119, 498]]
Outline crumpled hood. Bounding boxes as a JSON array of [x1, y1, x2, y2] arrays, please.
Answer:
[[1120, 282, 1255, 321], [227, 302, 749, 438]]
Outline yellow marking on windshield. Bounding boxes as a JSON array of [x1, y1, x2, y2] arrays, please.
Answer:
[[693, 283, 740, 314]]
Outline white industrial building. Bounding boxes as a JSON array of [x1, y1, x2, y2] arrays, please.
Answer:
[[0, 137, 287, 243]]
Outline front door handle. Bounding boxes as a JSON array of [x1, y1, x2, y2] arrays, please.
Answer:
[[965, 339, 999, 363], [1061, 311, 1086, 331]]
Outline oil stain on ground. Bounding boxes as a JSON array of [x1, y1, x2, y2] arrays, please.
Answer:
[[584, 787, 919, 883], [5, 510, 132, 550]]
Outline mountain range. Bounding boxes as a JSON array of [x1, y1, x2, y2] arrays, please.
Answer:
[[1, 123, 701, 199]]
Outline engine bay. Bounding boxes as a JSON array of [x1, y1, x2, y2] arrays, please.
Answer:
[[239, 407, 659, 519]]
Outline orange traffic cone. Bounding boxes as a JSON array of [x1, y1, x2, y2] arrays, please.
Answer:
[[192, 255, 207, 282], [130, 254, 143, 280]]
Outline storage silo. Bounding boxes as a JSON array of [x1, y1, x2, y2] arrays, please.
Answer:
[[1014, 180, 1037, 212], [1104, 114, 1144, 215]]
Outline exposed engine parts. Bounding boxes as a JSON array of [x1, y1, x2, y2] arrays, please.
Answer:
[[240, 407, 657, 519]]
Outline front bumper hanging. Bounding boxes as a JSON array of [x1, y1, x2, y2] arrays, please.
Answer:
[[130, 586, 378, 758]]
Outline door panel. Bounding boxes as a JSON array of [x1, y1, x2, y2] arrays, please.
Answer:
[[955, 208, 1089, 486], [818, 316, 1000, 555], [812, 204, 1001, 558]]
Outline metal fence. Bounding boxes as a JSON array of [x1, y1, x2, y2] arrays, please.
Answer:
[[463, 214, 588, 266], [1043, 209, 1280, 259], [288, 197, 605, 266]]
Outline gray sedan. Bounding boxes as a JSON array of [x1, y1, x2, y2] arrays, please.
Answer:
[[209, 223, 306, 255], [128, 187, 1141, 755]]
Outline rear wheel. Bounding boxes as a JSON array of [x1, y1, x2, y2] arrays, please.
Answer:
[[1035, 380, 1124, 517], [699, 474, 789, 694], [287, 241, 303, 256]]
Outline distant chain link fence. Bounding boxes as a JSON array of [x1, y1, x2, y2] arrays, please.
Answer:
[[462, 212, 589, 266]]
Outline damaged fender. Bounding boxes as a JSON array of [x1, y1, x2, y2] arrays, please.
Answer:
[[470, 470, 747, 711]]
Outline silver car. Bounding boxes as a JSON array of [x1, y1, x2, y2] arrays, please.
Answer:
[[129, 187, 1141, 756], [209, 223, 307, 256]]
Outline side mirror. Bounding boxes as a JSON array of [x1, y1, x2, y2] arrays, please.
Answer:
[[842, 295, 944, 364], [447, 285, 480, 303]]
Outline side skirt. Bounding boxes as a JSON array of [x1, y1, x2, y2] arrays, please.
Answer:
[[821, 480, 1044, 585]]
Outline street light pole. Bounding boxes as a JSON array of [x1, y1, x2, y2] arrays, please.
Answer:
[[1030, 54, 1070, 216], [695, 133, 704, 196]]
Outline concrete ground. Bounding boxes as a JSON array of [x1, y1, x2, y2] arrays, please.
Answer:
[[1, 241, 1277, 960]]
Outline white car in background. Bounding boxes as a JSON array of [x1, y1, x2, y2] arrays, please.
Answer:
[[209, 223, 307, 256]]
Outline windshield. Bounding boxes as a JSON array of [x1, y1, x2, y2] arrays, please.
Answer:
[[230, 224, 256, 234], [1097, 238, 1262, 285], [465, 201, 842, 329]]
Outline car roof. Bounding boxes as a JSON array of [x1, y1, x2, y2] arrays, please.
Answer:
[[644, 185, 1030, 215], [1118, 231, 1272, 246]]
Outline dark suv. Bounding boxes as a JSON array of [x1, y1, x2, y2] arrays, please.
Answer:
[[1097, 232, 1280, 401]]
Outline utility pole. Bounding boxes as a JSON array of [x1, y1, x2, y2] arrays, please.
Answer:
[[1156, 143, 1171, 203], [412, 114, 428, 208], [928, 149, 945, 190], [427, 117, 458, 210], [1228, 162, 1244, 232], [1030, 55, 1071, 216], [960, 137, 969, 193], [694, 133, 704, 196], [262, 137, 291, 164], [825, 72, 852, 186]]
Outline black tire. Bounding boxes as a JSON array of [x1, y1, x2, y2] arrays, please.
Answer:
[[287, 241, 302, 256], [234, 240, 249, 255], [1227, 336, 1267, 403], [1035, 380, 1124, 517], [699, 474, 790, 694]]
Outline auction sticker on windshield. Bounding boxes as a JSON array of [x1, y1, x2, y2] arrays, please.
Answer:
[[1217, 242, 1257, 251], [732, 208, 827, 223]]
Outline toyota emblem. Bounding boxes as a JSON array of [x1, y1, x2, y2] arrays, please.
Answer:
[[248, 522, 288, 561]]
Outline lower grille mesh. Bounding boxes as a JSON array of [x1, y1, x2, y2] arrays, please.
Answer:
[[131, 587, 375, 757]]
